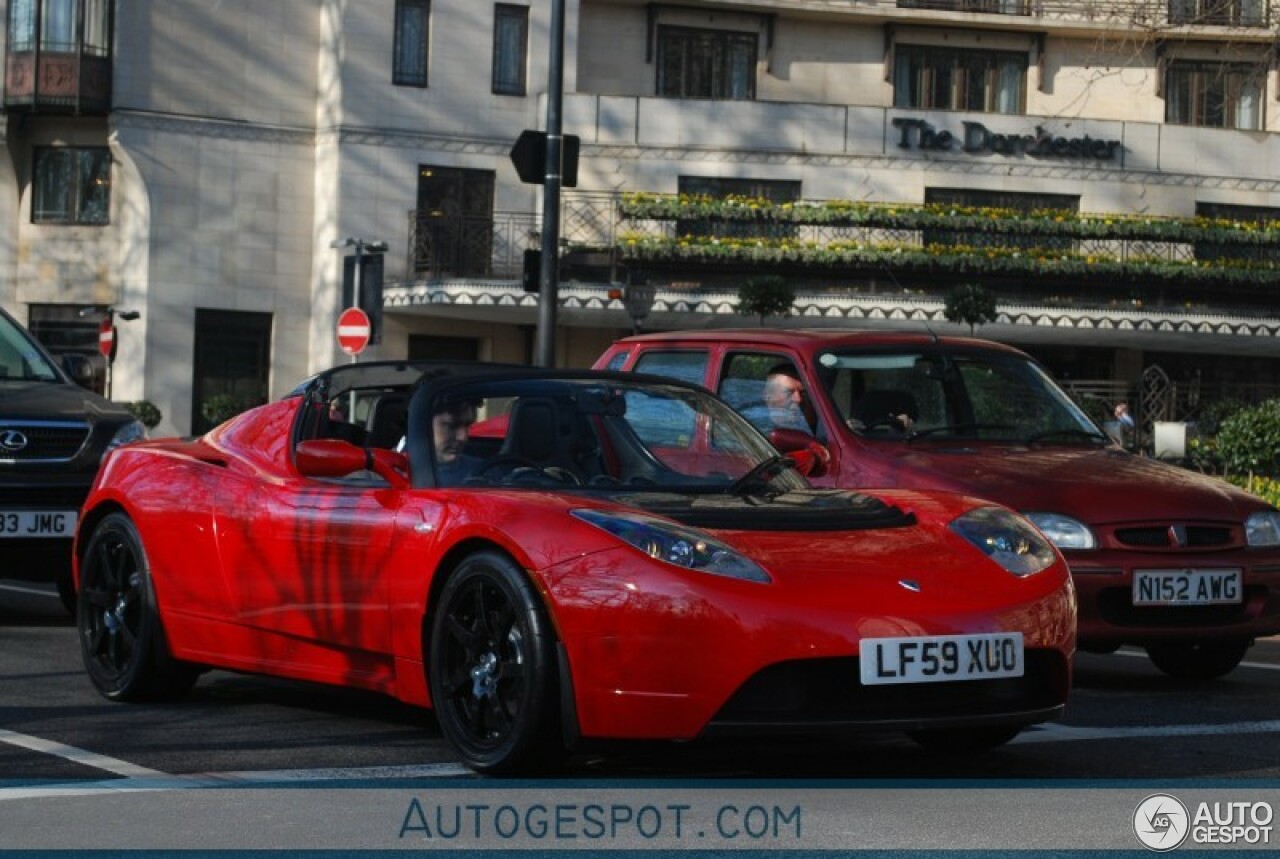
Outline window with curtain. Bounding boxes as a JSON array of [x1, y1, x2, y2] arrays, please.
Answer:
[[1168, 0, 1267, 26], [82, 0, 110, 56], [893, 44, 1027, 114], [393, 0, 430, 86], [656, 26, 757, 100], [1165, 61, 1265, 130], [32, 147, 111, 225], [492, 4, 528, 96], [8, 0, 35, 51], [40, 0, 76, 51]]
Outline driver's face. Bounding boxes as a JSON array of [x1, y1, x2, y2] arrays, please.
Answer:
[[433, 405, 477, 463]]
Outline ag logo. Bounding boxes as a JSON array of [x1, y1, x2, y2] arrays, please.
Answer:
[[1133, 794, 1189, 851]]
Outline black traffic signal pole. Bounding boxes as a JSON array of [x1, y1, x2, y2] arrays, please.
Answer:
[[534, 0, 566, 368]]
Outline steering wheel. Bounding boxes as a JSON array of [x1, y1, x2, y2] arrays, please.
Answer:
[[477, 455, 542, 478]]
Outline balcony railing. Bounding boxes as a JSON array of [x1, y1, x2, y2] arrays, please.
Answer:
[[882, 0, 1273, 27]]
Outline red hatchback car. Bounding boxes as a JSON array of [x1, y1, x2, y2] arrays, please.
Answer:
[[596, 329, 1280, 680]]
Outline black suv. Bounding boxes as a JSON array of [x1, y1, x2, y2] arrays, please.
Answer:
[[0, 307, 145, 610]]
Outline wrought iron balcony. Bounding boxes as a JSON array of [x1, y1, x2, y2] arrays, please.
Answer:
[[4, 0, 115, 114], [884, 0, 1272, 27]]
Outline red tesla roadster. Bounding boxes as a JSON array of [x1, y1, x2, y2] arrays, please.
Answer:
[[75, 362, 1075, 773]]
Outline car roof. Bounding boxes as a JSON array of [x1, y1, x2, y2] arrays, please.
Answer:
[[610, 328, 1030, 358]]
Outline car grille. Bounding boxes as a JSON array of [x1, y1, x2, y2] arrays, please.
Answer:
[[0, 421, 90, 463], [1113, 524, 1236, 550], [708, 651, 1067, 729]]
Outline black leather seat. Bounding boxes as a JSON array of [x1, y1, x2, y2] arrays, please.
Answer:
[[365, 392, 410, 449]]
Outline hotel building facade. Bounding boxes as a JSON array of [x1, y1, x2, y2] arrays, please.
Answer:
[[2, 0, 1279, 434]]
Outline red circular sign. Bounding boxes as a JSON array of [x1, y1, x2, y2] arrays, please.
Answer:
[[97, 319, 115, 358], [336, 307, 372, 355]]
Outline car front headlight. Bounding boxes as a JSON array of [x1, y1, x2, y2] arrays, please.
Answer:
[[571, 509, 771, 584], [1246, 511, 1280, 547], [951, 507, 1059, 577], [1024, 512, 1096, 550], [106, 419, 148, 452]]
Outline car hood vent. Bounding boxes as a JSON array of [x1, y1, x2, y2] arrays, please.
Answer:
[[622, 490, 916, 532]]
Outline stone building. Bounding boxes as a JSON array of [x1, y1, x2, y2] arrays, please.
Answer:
[[2, 0, 1279, 434]]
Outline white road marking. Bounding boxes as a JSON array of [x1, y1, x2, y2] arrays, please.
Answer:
[[0, 729, 164, 778], [1094, 647, 1280, 671], [1015, 719, 1280, 744], [0, 582, 58, 599]]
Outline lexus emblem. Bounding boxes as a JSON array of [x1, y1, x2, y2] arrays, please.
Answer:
[[0, 429, 29, 452]]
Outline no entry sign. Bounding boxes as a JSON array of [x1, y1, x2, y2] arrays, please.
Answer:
[[98, 318, 115, 359], [337, 306, 371, 355]]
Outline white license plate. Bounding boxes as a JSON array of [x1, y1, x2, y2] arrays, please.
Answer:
[[1132, 569, 1242, 606], [0, 510, 77, 538], [860, 632, 1024, 686]]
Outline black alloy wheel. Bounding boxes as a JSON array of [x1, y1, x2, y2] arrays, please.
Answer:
[[429, 550, 562, 774], [77, 513, 197, 701]]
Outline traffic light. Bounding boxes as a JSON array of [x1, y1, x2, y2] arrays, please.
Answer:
[[522, 249, 542, 293]]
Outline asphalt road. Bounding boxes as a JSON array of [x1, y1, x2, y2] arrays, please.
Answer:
[[4, 578, 1280, 783]]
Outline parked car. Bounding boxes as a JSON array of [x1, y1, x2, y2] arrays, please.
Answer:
[[74, 360, 1074, 773], [595, 329, 1280, 680], [0, 306, 145, 610]]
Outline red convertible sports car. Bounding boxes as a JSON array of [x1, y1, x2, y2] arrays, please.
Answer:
[[75, 362, 1075, 773]]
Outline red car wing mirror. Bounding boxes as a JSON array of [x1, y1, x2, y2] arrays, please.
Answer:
[[296, 439, 409, 489], [767, 428, 831, 478]]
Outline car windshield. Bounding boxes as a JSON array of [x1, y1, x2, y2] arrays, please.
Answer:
[[424, 376, 808, 494], [816, 348, 1104, 444], [0, 312, 61, 383]]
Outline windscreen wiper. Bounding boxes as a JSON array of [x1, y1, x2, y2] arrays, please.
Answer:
[[1023, 428, 1111, 445], [907, 423, 1015, 442], [726, 455, 793, 497]]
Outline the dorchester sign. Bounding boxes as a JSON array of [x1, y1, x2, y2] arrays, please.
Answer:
[[893, 117, 1121, 161]]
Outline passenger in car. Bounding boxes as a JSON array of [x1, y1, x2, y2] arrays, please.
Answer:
[[742, 363, 816, 434]]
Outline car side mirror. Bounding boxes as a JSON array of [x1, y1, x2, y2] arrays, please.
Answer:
[[768, 428, 831, 478], [62, 354, 96, 389], [296, 440, 409, 489]]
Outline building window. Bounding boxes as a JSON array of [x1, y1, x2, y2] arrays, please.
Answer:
[[393, 0, 430, 87], [924, 187, 1078, 250], [32, 147, 111, 225], [894, 45, 1027, 114], [492, 4, 528, 96], [192, 309, 272, 435], [898, 0, 1029, 13], [1168, 0, 1267, 27], [657, 26, 757, 100], [8, 0, 110, 55], [1195, 201, 1280, 263], [1165, 61, 1264, 130], [676, 176, 800, 239], [413, 165, 496, 276]]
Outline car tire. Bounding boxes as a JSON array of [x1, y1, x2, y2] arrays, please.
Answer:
[[77, 512, 198, 702], [428, 550, 562, 774], [907, 725, 1022, 753], [1145, 640, 1251, 680]]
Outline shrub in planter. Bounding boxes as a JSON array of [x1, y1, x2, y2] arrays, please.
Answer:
[[1216, 399, 1280, 485], [123, 400, 163, 429]]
